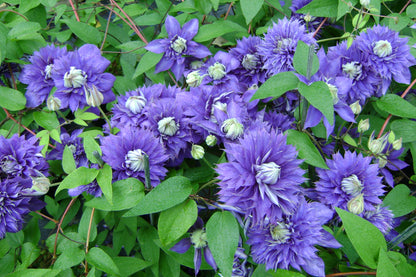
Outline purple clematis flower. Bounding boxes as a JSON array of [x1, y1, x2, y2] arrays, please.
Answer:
[[145, 15, 211, 80], [170, 217, 217, 275]]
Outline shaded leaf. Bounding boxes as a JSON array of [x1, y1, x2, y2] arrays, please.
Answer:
[[251, 71, 299, 100], [383, 184, 416, 217], [86, 247, 120, 275]]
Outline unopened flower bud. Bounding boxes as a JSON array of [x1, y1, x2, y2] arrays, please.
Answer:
[[347, 193, 364, 214], [303, 13, 313, 22], [47, 96, 61, 111], [22, 176, 51, 196], [208, 62, 226, 80], [191, 144, 205, 160], [368, 132, 388, 155], [357, 119, 369, 133], [85, 84, 104, 107], [125, 95, 146, 114], [205, 135, 217, 146], [350, 100, 361, 114], [221, 118, 244, 140], [378, 155, 387, 168], [190, 60, 204, 70], [186, 71, 204, 87], [388, 131, 395, 144], [360, 0, 370, 8], [392, 138, 402, 150]]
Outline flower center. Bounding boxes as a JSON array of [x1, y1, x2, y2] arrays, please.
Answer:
[[125, 95, 147, 114], [221, 118, 244, 140], [64, 66, 87, 88], [270, 222, 291, 244], [125, 149, 146, 172], [186, 71, 204, 87], [342, 61, 362, 80], [190, 229, 207, 249], [242, 54, 259, 70], [273, 38, 293, 53], [341, 174, 363, 197], [67, 144, 77, 154], [347, 193, 364, 214], [171, 36, 187, 54], [208, 62, 226, 80], [44, 64, 53, 80], [373, 40, 392, 58], [327, 83, 339, 104], [158, 117, 179, 136], [0, 155, 21, 175], [255, 162, 281, 185]]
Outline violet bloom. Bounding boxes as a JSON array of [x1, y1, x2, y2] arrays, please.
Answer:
[[0, 134, 49, 181], [262, 111, 295, 133], [290, 0, 324, 33], [363, 205, 394, 234], [145, 15, 211, 80], [247, 200, 341, 276], [315, 151, 385, 215], [170, 217, 217, 275], [257, 18, 316, 76], [355, 25, 416, 95], [100, 128, 168, 186], [0, 178, 45, 239], [216, 126, 306, 224], [52, 44, 116, 111], [20, 45, 67, 108], [376, 147, 408, 187]]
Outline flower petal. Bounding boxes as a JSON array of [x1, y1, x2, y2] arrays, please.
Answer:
[[181, 18, 199, 40], [203, 247, 217, 271], [154, 56, 174, 73], [145, 39, 167, 54], [170, 238, 191, 254], [165, 15, 181, 37]]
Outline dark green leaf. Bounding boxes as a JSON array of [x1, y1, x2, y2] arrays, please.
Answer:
[[383, 184, 416, 217], [388, 251, 416, 277], [297, 0, 338, 17], [285, 129, 328, 169], [194, 20, 246, 42], [377, 248, 401, 277], [390, 119, 416, 143], [96, 164, 113, 205], [55, 167, 99, 195], [86, 247, 120, 275], [336, 207, 387, 269], [195, 0, 212, 14], [241, 0, 264, 24], [158, 199, 198, 246], [410, 142, 416, 173], [16, 242, 40, 270], [62, 19, 102, 45], [123, 176, 192, 216], [78, 207, 97, 241], [53, 248, 85, 270], [113, 257, 153, 276], [375, 94, 416, 119], [133, 51, 163, 79], [251, 71, 299, 100], [0, 23, 7, 64], [160, 251, 180, 277], [337, 0, 358, 20], [293, 41, 319, 78], [137, 221, 160, 276], [0, 87, 26, 111], [62, 145, 76, 174], [206, 211, 239, 277], [83, 136, 102, 164], [85, 178, 144, 211]]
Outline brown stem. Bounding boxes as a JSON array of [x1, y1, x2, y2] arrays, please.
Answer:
[[377, 77, 416, 138], [224, 2, 234, 20], [326, 272, 376, 277], [7, 63, 17, 90], [100, 6, 113, 51], [313, 17, 328, 38], [0, 9, 28, 21], [68, 0, 80, 22], [35, 211, 59, 224], [399, 0, 412, 14], [84, 207, 95, 274], [168, 71, 180, 88]]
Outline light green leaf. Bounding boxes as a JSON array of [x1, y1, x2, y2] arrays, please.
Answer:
[[298, 81, 334, 125], [407, 4, 416, 18], [6, 269, 61, 277], [19, 0, 40, 14], [210, 0, 220, 10], [343, 133, 357, 147], [336, 207, 387, 269], [86, 247, 120, 275], [83, 136, 102, 164], [96, 164, 113, 205], [241, 0, 264, 24], [206, 211, 239, 277], [62, 145, 76, 174], [113, 257, 153, 276], [124, 176, 192, 217], [158, 199, 197, 246], [62, 19, 102, 45], [78, 207, 97, 241], [293, 41, 319, 78], [0, 87, 26, 111], [55, 167, 99, 195], [337, 0, 358, 20], [381, 13, 412, 32], [375, 94, 416, 119], [53, 248, 85, 270], [133, 51, 163, 79], [8, 22, 41, 41], [285, 129, 328, 169], [194, 20, 246, 42], [33, 111, 60, 130], [390, 119, 416, 143], [377, 248, 401, 277], [297, 0, 338, 17], [49, 129, 61, 143], [383, 184, 416, 217], [251, 71, 299, 100]]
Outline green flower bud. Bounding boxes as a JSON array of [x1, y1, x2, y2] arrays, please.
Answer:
[[191, 144, 205, 160]]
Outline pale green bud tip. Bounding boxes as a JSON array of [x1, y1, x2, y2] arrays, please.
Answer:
[[347, 193, 365, 214], [47, 96, 61, 111], [85, 84, 104, 107], [125, 149, 146, 172], [191, 144, 205, 160], [186, 71, 204, 87], [368, 132, 388, 155], [205, 135, 217, 146], [388, 131, 395, 144], [270, 222, 291, 244], [349, 100, 362, 114], [392, 138, 402, 150], [221, 118, 244, 140], [357, 118, 370, 133], [158, 117, 179, 136], [208, 62, 226, 80], [190, 229, 207, 249], [378, 155, 387, 168], [64, 66, 87, 88], [303, 13, 313, 22], [373, 40, 392, 58], [30, 176, 51, 196]]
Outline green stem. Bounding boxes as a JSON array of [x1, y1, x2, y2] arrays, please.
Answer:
[[98, 106, 112, 133]]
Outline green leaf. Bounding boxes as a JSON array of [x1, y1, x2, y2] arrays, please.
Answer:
[[83, 136, 102, 164], [55, 167, 99, 195], [251, 71, 299, 100], [336, 207, 387, 269], [49, 129, 61, 143], [62, 145, 76, 174], [337, 0, 358, 20], [383, 184, 416, 217], [407, 4, 416, 18], [293, 41, 319, 78], [241, 0, 264, 24], [8, 22, 41, 41], [85, 178, 144, 211], [343, 133, 357, 147], [387, 251, 416, 277], [62, 19, 102, 45], [160, 251, 180, 277], [19, 0, 40, 14], [298, 81, 334, 125], [53, 248, 85, 270], [73, 118, 88, 126], [381, 13, 412, 32], [137, 220, 160, 276], [297, 0, 338, 17], [0, 23, 7, 64], [86, 247, 120, 275], [158, 199, 198, 246], [375, 94, 416, 119], [78, 207, 97, 241], [76, 111, 99, 121], [390, 119, 416, 143], [133, 51, 163, 79], [0, 87, 26, 111], [194, 20, 246, 42], [252, 264, 306, 276], [206, 211, 239, 277], [6, 269, 62, 277], [410, 142, 416, 173], [96, 164, 113, 205], [195, 0, 212, 14], [16, 242, 40, 270], [210, 0, 220, 10], [113, 257, 153, 276], [123, 176, 192, 217], [33, 111, 60, 130], [285, 129, 328, 169], [377, 248, 401, 277]]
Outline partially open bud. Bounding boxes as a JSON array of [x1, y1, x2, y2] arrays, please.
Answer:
[[378, 155, 387, 168], [125, 95, 147, 114], [350, 100, 362, 115], [392, 138, 402, 150], [255, 162, 281, 185], [186, 71, 204, 87], [191, 144, 205, 160], [47, 96, 61, 111], [221, 118, 244, 140], [22, 176, 51, 196], [388, 131, 395, 144], [357, 118, 369, 133], [85, 84, 104, 107], [360, 0, 370, 8], [205, 135, 217, 146], [368, 131, 388, 155], [158, 117, 179, 136], [347, 193, 364, 214]]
